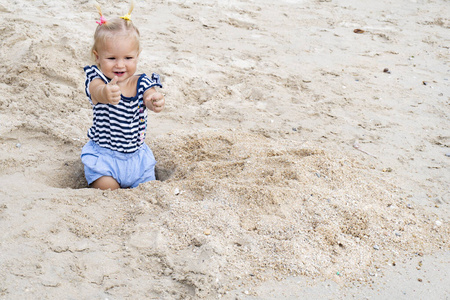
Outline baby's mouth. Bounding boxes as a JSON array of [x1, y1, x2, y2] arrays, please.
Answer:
[[114, 72, 125, 76]]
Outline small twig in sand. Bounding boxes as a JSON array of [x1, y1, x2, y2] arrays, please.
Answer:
[[353, 141, 377, 158]]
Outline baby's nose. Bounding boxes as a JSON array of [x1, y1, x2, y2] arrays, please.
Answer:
[[116, 59, 124, 67]]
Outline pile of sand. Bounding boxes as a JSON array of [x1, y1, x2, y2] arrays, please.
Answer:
[[1, 129, 447, 298]]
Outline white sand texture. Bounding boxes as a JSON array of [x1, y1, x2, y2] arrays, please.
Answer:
[[0, 0, 449, 299]]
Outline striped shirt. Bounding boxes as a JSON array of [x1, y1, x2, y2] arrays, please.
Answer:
[[83, 65, 162, 153]]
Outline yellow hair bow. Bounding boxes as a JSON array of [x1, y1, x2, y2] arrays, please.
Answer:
[[120, 13, 131, 21], [120, 0, 134, 21]]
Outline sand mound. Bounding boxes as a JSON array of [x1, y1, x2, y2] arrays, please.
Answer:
[[144, 131, 447, 294], [2, 130, 447, 298], [7, 130, 440, 298]]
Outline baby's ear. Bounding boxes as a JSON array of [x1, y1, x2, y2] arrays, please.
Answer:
[[93, 50, 100, 61]]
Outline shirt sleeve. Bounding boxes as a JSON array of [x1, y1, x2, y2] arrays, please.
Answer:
[[141, 73, 163, 94], [83, 65, 106, 106]]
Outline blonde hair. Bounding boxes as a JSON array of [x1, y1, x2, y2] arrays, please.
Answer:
[[91, 1, 140, 55]]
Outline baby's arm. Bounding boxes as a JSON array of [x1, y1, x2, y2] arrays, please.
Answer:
[[144, 88, 165, 113], [89, 76, 121, 105]]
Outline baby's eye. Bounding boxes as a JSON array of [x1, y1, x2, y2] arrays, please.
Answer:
[[126, 57, 134, 60], [107, 57, 115, 60]]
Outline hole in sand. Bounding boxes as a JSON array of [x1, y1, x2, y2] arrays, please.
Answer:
[[54, 160, 88, 189], [154, 165, 175, 182]]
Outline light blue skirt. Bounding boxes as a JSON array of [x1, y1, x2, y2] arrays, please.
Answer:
[[81, 140, 156, 188]]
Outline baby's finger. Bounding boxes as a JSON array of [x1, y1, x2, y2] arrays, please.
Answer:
[[109, 76, 119, 86], [150, 99, 161, 108], [111, 93, 121, 105], [151, 92, 165, 101], [112, 88, 121, 96]]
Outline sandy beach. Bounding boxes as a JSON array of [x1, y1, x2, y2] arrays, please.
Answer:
[[0, 0, 449, 298]]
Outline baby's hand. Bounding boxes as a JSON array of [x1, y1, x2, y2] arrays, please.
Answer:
[[145, 92, 165, 113], [103, 76, 121, 105]]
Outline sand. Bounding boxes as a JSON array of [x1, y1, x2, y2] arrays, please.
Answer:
[[0, 0, 449, 299]]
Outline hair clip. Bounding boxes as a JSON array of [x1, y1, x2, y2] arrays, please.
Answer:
[[96, 16, 107, 25], [120, 13, 131, 21], [120, 0, 135, 21], [95, 3, 107, 25]]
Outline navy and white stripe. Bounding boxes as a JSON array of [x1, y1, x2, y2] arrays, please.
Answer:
[[83, 65, 162, 153]]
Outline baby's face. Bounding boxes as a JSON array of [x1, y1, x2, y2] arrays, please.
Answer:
[[94, 35, 140, 82]]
